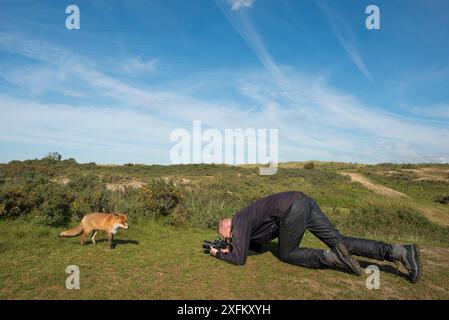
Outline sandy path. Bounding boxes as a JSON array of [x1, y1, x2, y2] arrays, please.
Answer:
[[339, 171, 449, 225], [339, 172, 409, 198]]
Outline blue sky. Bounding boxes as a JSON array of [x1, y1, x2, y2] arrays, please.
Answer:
[[0, 0, 448, 164]]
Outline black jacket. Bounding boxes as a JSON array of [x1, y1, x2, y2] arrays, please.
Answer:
[[217, 191, 303, 265]]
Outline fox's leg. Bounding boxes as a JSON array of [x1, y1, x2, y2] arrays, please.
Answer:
[[80, 227, 92, 246], [108, 232, 114, 249], [91, 231, 98, 245], [80, 232, 87, 246]]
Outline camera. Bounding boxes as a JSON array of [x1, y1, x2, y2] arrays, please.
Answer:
[[202, 236, 232, 253]]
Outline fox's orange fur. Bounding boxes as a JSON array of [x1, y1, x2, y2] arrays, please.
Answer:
[[59, 212, 128, 248]]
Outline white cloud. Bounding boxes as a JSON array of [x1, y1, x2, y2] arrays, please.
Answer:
[[228, 0, 254, 11], [120, 56, 158, 75], [237, 69, 449, 163], [0, 94, 172, 163], [0, 65, 64, 95], [0, 32, 448, 164]]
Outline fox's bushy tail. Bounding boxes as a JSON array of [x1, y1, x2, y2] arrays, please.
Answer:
[[59, 224, 83, 237]]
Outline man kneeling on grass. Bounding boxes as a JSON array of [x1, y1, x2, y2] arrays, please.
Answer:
[[209, 191, 422, 283]]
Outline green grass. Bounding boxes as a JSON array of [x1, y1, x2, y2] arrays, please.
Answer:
[[1, 220, 448, 299], [1, 160, 449, 299]]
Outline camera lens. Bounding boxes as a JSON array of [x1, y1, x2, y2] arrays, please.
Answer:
[[202, 240, 211, 249]]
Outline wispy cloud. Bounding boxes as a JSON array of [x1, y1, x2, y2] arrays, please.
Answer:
[[0, 32, 448, 164], [209, 4, 447, 163], [214, 0, 298, 112], [228, 0, 254, 11], [120, 56, 159, 75], [314, 0, 371, 80], [238, 69, 449, 161]]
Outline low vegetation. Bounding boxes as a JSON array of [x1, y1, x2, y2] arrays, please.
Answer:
[[0, 154, 448, 299]]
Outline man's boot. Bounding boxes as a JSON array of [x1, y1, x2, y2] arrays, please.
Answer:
[[322, 243, 362, 276], [389, 244, 422, 283]]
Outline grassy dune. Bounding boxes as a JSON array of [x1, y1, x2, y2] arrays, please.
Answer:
[[0, 160, 448, 299]]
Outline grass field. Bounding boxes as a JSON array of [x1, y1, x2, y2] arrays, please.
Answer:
[[1, 221, 448, 299], [0, 160, 448, 299]]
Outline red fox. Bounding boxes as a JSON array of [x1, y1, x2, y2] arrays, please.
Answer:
[[59, 212, 128, 248]]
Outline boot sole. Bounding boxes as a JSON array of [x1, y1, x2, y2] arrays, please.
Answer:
[[333, 243, 362, 276]]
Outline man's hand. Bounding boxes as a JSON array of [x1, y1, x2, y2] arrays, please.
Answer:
[[209, 247, 218, 256], [210, 247, 231, 257]]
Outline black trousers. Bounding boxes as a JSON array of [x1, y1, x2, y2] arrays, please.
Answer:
[[278, 194, 392, 268]]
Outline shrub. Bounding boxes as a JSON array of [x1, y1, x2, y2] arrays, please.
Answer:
[[0, 185, 37, 218], [303, 162, 315, 169], [136, 179, 185, 218], [36, 192, 72, 226], [70, 187, 114, 219], [32, 184, 74, 225]]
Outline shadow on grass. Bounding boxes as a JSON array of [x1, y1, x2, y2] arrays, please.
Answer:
[[250, 242, 409, 279], [358, 260, 409, 280], [86, 239, 140, 249]]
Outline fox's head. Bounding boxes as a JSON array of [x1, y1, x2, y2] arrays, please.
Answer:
[[112, 212, 129, 230]]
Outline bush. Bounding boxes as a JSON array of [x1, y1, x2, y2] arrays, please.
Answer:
[[303, 162, 315, 169], [136, 179, 185, 218], [35, 188, 73, 225], [0, 185, 37, 218], [70, 187, 114, 219], [8, 182, 74, 226]]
